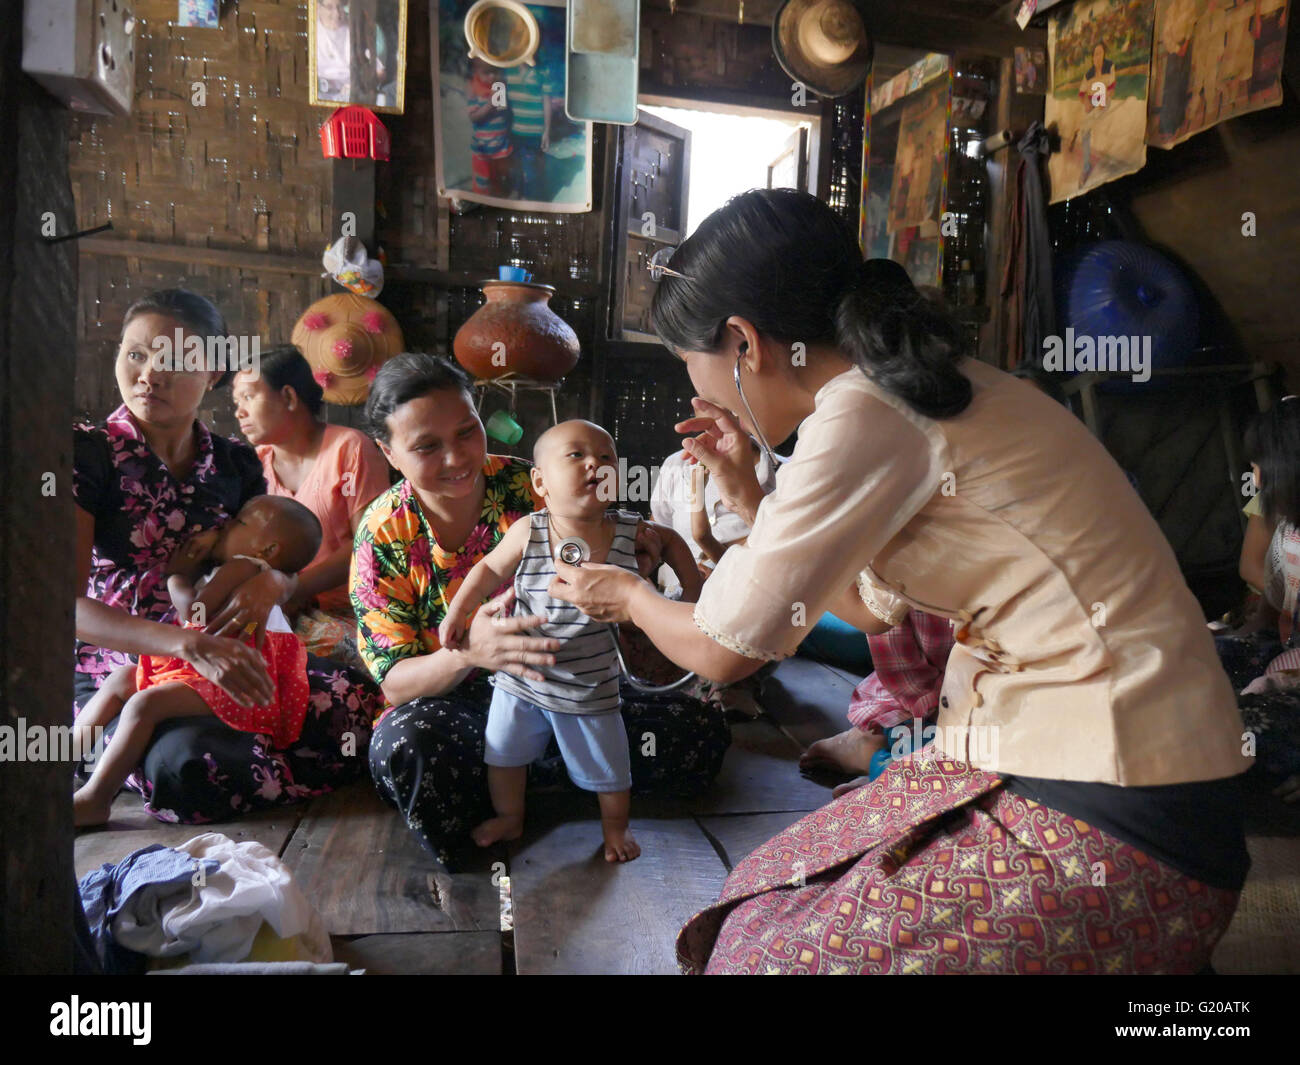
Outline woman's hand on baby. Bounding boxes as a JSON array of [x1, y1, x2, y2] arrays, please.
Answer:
[[549, 559, 641, 623], [675, 398, 765, 524], [459, 586, 561, 682], [438, 608, 469, 651], [184, 631, 275, 707], [204, 569, 282, 649]]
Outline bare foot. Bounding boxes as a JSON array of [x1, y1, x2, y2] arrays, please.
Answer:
[[602, 822, 640, 862], [73, 787, 112, 828], [832, 775, 871, 799], [472, 813, 524, 847], [799, 728, 883, 776]]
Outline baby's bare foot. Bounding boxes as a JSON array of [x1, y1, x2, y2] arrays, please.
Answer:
[[73, 787, 112, 828], [472, 813, 524, 848], [602, 822, 640, 862]]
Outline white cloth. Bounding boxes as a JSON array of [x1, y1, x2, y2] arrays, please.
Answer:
[[316, 20, 351, 84], [112, 833, 331, 964], [650, 447, 780, 594], [196, 564, 292, 634], [1264, 519, 1300, 620]]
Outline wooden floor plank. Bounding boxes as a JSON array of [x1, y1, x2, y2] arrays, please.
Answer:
[[509, 817, 726, 974], [281, 782, 499, 936], [1214, 835, 1300, 975], [75, 791, 300, 880], [761, 657, 860, 749], [687, 718, 833, 815], [697, 810, 813, 871], [332, 931, 502, 975]]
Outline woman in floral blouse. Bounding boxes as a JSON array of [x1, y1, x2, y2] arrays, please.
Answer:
[[73, 289, 382, 822], [354, 353, 729, 865]]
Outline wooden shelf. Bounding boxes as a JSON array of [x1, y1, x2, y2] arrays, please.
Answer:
[[384, 263, 603, 300], [79, 236, 321, 275]]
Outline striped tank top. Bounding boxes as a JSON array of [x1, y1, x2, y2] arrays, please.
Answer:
[[491, 509, 640, 715]]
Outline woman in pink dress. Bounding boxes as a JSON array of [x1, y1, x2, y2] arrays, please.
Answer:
[[232, 345, 391, 666]]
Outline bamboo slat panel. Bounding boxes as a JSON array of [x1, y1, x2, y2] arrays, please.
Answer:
[[68, 0, 337, 430]]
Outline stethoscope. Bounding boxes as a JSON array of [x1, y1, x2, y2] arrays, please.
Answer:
[[547, 353, 774, 695], [734, 351, 781, 470], [554, 536, 698, 694]]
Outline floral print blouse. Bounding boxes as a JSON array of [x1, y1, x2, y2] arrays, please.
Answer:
[[73, 404, 266, 687], [351, 455, 540, 694]]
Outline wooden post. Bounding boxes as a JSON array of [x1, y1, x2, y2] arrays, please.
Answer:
[[981, 56, 1044, 367], [332, 159, 377, 250], [0, 23, 79, 973]]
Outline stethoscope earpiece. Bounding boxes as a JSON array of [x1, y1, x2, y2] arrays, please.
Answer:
[[733, 352, 780, 469]]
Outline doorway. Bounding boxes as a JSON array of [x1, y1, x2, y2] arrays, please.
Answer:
[[640, 99, 819, 236]]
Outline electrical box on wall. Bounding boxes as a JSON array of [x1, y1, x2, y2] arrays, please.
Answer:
[[22, 0, 137, 116]]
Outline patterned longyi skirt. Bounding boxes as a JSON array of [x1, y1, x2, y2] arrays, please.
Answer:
[[677, 750, 1241, 974]]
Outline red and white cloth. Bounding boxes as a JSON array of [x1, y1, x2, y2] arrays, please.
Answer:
[[845, 610, 956, 734], [136, 603, 310, 749]]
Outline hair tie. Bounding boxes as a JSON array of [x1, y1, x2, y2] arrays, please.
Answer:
[[849, 257, 923, 312]]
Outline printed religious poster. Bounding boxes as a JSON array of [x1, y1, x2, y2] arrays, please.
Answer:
[[1147, 0, 1290, 149], [1046, 0, 1157, 203], [887, 76, 950, 234]]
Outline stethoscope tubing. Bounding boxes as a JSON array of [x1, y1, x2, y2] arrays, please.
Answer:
[[554, 536, 700, 694], [734, 353, 781, 470]]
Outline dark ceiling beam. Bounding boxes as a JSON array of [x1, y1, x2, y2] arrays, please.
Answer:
[[993, 0, 1073, 23], [641, 0, 1046, 55], [865, 2, 1047, 56]]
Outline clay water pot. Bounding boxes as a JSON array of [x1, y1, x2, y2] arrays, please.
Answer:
[[453, 281, 580, 381]]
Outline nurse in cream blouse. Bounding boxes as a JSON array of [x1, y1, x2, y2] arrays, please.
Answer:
[[550, 189, 1252, 975]]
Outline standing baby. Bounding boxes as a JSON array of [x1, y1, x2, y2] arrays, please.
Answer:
[[440, 420, 702, 861]]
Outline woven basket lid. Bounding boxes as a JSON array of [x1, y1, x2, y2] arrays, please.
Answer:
[[291, 293, 405, 406]]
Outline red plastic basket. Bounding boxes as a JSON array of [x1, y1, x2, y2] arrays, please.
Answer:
[[320, 106, 391, 161]]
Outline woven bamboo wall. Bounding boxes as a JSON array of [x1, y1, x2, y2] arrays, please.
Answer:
[[376, 0, 442, 267], [69, 0, 333, 430]]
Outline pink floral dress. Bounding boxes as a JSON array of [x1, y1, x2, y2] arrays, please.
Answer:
[[73, 404, 381, 823]]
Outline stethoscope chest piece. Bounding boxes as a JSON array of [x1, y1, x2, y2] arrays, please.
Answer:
[[555, 536, 591, 566], [551, 532, 699, 695]]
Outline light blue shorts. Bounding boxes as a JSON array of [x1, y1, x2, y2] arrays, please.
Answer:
[[484, 685, 632, 793]]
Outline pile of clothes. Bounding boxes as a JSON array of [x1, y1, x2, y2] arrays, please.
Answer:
[[78, 833, 332, 974]]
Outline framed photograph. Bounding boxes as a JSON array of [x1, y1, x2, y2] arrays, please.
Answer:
[[888, 75, 949, 234], [861, 54, 951, 289], [176, 0, 220, 28], [1015, 45, 1048, 94], [309, 0, 408, 115], [432, 0, 594, 212]]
